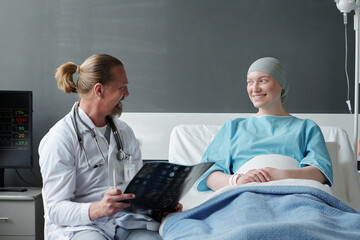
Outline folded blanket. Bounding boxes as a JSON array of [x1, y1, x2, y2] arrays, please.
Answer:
[[163, 185, 360, 240]]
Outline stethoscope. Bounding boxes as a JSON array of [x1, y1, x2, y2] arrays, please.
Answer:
[[72, 103, 130, 168]]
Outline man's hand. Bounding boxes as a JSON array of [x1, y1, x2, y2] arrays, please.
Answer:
[[164, 203, 183, 216], [151, 203, 183, 221], [89, 188, 135, 221]]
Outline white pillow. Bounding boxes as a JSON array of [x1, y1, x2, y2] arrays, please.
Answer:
[[235, 154, 299, 175], [168, 124, 220, 165]]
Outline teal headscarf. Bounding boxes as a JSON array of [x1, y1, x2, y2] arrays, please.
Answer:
[[247, 57, 289, 103]]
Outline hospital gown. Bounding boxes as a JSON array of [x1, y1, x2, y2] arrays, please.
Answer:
[[197, 115, 333, 191]]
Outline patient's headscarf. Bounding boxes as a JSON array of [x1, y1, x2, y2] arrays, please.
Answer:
[[247, 57, 289, 103]]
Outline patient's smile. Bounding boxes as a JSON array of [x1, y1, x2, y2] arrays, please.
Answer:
[[253, 94, 266, 99]]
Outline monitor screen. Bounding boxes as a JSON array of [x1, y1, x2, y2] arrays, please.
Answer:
[[0, 91, 33, 168]]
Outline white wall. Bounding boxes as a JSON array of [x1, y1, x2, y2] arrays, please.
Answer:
[[121, 113, 355, 160]]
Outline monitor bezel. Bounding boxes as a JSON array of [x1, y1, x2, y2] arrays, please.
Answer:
[[0, 90, 33, 168]]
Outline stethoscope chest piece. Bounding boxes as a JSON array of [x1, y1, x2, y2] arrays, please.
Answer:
[[117, 151, 125, 161], [117, 149, 130, 161]]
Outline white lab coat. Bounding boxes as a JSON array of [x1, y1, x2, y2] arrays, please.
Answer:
[[39, 102, 157, 240]]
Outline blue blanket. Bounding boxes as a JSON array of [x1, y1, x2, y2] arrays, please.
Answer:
[[163, 185, 360, 240]]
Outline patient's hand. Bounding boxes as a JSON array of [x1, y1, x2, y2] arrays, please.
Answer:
[[261, 167, 289, 181], [239, 167, 289, 184], [239, 169, 271, 184]]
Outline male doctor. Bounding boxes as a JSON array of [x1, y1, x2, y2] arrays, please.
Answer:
[[39, 54, 178, 240]]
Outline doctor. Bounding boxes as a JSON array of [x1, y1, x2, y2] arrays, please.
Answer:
[[39, 54, 172, 240]]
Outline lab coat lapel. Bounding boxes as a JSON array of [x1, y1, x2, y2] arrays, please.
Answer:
[[108, 127, 118, 161], [108, 123, 122, 187]]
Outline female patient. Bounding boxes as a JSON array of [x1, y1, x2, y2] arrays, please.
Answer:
[[197, 57, 333, 191]]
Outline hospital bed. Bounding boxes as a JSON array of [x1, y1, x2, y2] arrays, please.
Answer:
[[159, 124, 360, 239]]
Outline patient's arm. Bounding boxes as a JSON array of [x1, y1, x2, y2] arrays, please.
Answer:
[[207, 170, 271, 191], [207, 166, 326, 191], [206, 171, 232, 191], [239, 165, 326, 185], [259, 165, 327, 184]]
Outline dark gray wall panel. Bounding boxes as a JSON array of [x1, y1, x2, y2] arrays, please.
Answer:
[[0, 0, 352, 186]]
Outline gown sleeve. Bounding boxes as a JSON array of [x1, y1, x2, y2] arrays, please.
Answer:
[[299, 121, 333, 186], [197, 120, 234, 191]]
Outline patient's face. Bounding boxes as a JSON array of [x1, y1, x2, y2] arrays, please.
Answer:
[[246, 71, 283, 110]]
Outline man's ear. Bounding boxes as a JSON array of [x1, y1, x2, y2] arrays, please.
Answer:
[[93, 83, 104, 98]]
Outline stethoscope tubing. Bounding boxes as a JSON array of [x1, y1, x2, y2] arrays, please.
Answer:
[[71, 103, 129, 168]]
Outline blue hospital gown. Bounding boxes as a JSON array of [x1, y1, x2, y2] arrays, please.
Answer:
[[197, 115, 333, 191]]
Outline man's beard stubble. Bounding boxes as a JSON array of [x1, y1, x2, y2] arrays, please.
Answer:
[[112, 104, 123, 118]]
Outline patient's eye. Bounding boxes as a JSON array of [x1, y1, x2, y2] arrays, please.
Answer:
[[259, 78, 269, 84]]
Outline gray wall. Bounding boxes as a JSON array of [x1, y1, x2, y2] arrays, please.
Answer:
[[0, 0, 352, 187]]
